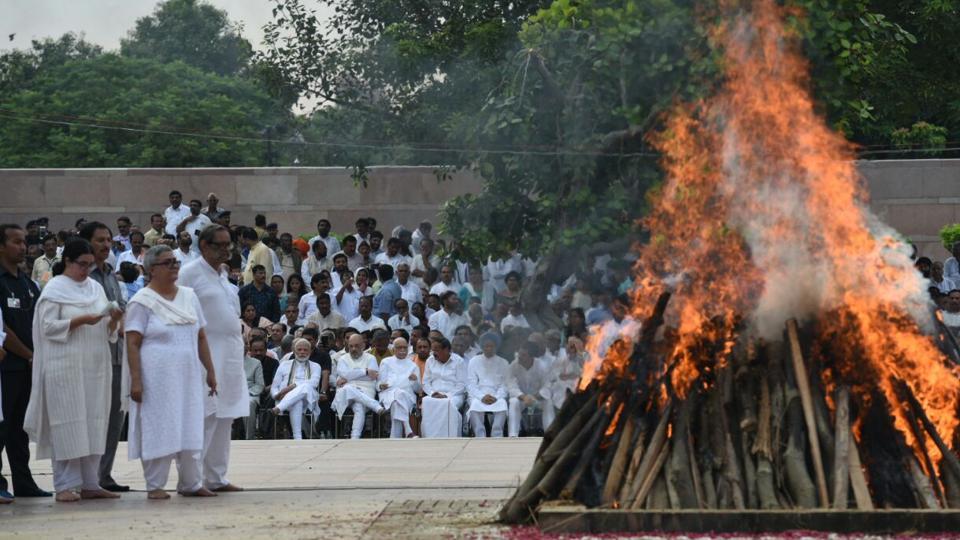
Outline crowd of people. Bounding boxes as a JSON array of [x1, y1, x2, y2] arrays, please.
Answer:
[[0, 190, 640, 504]]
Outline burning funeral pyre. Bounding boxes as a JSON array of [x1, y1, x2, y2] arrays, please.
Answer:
[[500, 0, 960, 524]]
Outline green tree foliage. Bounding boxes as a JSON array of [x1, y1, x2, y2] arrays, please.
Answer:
[[120, 0, 253, 76], [0, 54, 286, 167], [0, 33, 102, 95]]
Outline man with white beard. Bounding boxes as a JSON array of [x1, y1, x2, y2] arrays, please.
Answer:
[[177, 224, 247, 492], [466, 333, 510, 437], [421, 338, 467, 438], [508, 341, 555, 437], [377, 338, 420, 438], [331, 334, 384, 439]]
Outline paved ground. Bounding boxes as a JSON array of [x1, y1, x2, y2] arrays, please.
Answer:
[[0, 438, 541, 539]]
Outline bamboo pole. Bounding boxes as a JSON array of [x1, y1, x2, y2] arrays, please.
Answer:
[[847, 431, 874, 510], [832, 386, 850, 509], [602, 415, 638, 505], [898, 379, 960, 483], [624, 401, 673, 505], [631, 443, 671, 508], [786, 319, 829, 508]]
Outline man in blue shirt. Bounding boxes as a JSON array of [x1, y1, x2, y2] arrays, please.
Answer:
[[373, 265, 402, 322]]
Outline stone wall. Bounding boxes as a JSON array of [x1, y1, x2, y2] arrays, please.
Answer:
[[0, 159, 958, 260], [0, 166, 481, 238]]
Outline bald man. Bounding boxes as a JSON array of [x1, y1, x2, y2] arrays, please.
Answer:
[[331, 334, 383, 438], [377, 338, 421, 438]]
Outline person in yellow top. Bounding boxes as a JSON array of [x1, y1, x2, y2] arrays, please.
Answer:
[[31, 235, 60, 289], [241, 228, 274, 286]]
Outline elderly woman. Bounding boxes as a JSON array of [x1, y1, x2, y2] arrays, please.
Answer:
[[24, 239, 123, 502], [377, 338, 421, 438], [548, 336, 586, 410], [125, 245, 218, 500], [270, 338, 321, 440]]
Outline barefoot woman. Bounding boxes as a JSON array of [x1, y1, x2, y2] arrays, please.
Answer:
[[125, 245, 218, 499], [24, 239, 123, 502]]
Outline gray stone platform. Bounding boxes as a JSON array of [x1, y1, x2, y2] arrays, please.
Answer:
[[0, 438, 540, 539]]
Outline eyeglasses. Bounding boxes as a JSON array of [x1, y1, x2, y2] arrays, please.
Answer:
[[208, 241, 231, 249], [71, 260, 97, 270], [153, 259, 182, 268]]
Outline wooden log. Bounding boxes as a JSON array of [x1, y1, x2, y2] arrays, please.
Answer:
[[753, 372, 779, 509], [942, 455, 960, 509], [560, 405, 612, 500], [617, 422, 647, 503], [786, 319, 829, 508], [499, 395, 600, 523], [601, 414, 638, 505], [909, 458, 941, 509], [898, 379, 960, 484], [784, 389, 817, 508], [631, 442, 671, 508], [847, 429, 874, 510], [740, 426, 759, 509], [688, 427, 705, 509], [667, 397, 699, 508], [832, 386, 851, 509], [624, 401, 673, 505], [697, 397, 719, 509], [900, 387, 947, 508]]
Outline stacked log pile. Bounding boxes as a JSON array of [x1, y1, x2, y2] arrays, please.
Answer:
[[500, 294, 960, 524]]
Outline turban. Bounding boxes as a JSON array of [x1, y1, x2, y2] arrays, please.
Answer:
[[292, 238, 309, 257], [478, 332, 502, 349]]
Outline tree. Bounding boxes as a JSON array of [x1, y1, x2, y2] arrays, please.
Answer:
[[0, 54, 288, 167], [121, 0, 253, 76], [0, 33, 102, 96]]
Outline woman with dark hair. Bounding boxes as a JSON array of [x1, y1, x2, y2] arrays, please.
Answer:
[[24, 239, 123, 502], [286, 273, 309, 299], [240, 302, 272, 342], [271, 275, 289, 312], [564, 307, 589, 342], [494, 271, 523, 309]]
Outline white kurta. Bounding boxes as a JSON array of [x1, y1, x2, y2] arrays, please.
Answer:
[[466, 354, 510, 414], [547, 350, 585, 409], [24, 277, 114, 460], [509, 357, 553, 400], [421, 354, 467, 438], [178, 258, 248, 419], [125, 288, 207, 461], [331, 352, 379, 418], [377, 356, 420, 413], [428, 309, 470, 341], [271, 358, 322, 415]]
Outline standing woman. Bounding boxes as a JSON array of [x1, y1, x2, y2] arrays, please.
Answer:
[[24, 239, 123, 502], [124, 245, 218, 499]]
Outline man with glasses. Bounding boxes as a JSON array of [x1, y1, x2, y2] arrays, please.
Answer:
[[395, 263, 423, 306], [79, 221, 129, 493], [179, 225, 247, 493]]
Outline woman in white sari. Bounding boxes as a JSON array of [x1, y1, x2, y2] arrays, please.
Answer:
[[125, 245, 218, 500], [24, 239, 123, 502], [377, 338, 421, 438]]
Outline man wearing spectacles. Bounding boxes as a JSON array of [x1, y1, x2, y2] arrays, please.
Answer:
[[178, 225, 247, 493]]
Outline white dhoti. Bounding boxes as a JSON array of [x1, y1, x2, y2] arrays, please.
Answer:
[[379, 387, 417, 438], [276, 385, 316, 440], [332, 385, 382, 439], [421, 395, 464, 438], [202, 415, 234, 488], [468, 397, 507, 438], [508, 397, 555, 437]]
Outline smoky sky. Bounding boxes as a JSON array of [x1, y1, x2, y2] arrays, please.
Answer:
[[0, 0, 334, 52]]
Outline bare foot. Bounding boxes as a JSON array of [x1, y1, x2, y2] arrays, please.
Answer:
[[148, 489, 170, 500], [211, 483, 243, 493], [55, 491, 81, 503], [178, 487, 217, 497], [80, 489, 120, 500]]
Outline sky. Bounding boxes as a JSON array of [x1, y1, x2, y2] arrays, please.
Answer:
[[0, 0, 333, 52]]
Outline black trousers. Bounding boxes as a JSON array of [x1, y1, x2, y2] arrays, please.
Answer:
[[0, 370, 41, 493]]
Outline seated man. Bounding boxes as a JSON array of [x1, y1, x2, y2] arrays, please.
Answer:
[[466, 333, 510, 437], [377, 338, 421, 438], [508, 341, 555, 437], [421, 337, 468, 438], [270, 339, 322, 440], [243, 340, 266, 440], [349, 296, 387, 333], [331, 334, 384, 438]]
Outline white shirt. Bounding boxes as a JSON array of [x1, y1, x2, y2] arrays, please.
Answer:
[[297, 291, 334, 324], [509, 357, 552, 399], [117, 249, 144, 268], [932, 276, 957, 294], [164, 204, 192, 235], [500, 313, 530, 332], [308, 235, 341, 258], [334, 286, 363, 322], [411, 254, 440, 287], [429, 281, 461, 297], [179, 213, 212, 252], [348, 315, 387, 333], [428, 309, 470, 341], [397, 280, 423, 306], [173, 248, 199, 265], [374, 252, 412, 272], [422, 354, 467, 398], [334, 352, 379, 395], [946, 258, 960, 283], [387, 313, 419, 334]]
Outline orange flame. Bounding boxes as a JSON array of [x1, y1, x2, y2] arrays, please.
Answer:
[[581, 0, 959, 466]]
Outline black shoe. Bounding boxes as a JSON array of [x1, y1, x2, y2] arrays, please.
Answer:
[[15, 488, 52, 497], [102, 483, 130, 493]]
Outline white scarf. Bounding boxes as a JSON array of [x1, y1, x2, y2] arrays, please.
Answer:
[[287, 356, 312, 385], [128, 286, 197, 325], [40, 275, 101, 307]]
